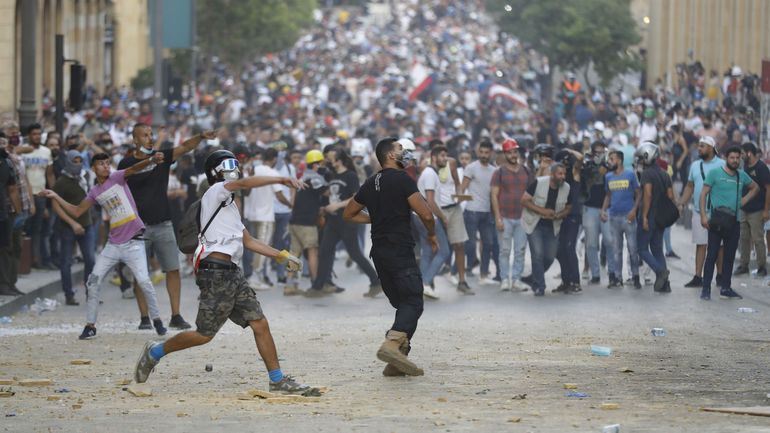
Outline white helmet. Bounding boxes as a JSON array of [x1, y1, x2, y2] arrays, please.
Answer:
[[634, 141, 659, 166]]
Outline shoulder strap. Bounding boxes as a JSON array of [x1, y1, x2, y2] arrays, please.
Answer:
[[735, 171, 740, 213], [200, 193, 234, 237], [699, 161, 705, 181]]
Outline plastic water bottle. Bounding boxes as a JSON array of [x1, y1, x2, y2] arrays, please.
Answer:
[[602, 424, 621, 433], [651, 328, 666, 337], [738, 307, 756, 313], [0, 316, 11, 324], [591, 345, 612, 356]]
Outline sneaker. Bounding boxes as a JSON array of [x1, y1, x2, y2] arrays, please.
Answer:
[[665, 251, 680, 259], [719, 288, 743, 300], [684, 275, 703, 288], [607, 278, 623, 289], [733, 266, 750, 276], [589, 277, 600, 285], [134, 341, 160, 384], [581, 270, 590, 281], [632, 275, 642, 290], [169, 314, 191, 330], [303, 288, 329, 298], [700, 288, 711, 300], [457, 281, 475, 295], [65, 296, 79, 306], [423, 285, 440, 300], [493, 275, 502, 282], [153, 319, 167, 336], [533, 288, 545, 297], [477, 275, 495, 286], [568, 283, 583, 293], [321, 284, 339, 294], [248, 275, 271, 291], [78, 325, 96, 340], [500, 279, 511, 292], [138, 316, 152, 330], [446, 273, 459, 285], [283, 284, 304, 296], [330, 282, 346, 293], [364, 284, 382, 298], [657, 280, 672, 293], [121, 289, 136, 299], [269, 375, 315, 395], [511, 280, 530, 292], [521, 274, 534, 286], [757, 267, 767, 277], [552, 283, 570, 294]]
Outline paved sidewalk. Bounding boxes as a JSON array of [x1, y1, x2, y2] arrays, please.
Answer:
[[0, 264, 84, 316]]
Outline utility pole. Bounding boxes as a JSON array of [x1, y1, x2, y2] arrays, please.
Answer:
[[191, 0, 198, 124], [55, 35, 64, 136], [152, 0, 165, 127]]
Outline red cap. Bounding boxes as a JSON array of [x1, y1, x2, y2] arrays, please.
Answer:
[[502, 138, 519, 152]]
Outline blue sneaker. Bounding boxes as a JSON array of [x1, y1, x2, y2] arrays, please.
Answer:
[[153, 319, 167, 336], [79, 325, 96, 340], [700, 288, 711, 301], [719, 288, 743, 300]]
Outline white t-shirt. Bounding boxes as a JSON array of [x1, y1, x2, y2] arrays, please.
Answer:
[[274, 162, 295, 215], [636, 122, 658, 144], [436, 166, 456, 207], [199, 181, 244, 266], [463, 160, 496, 212], [243, 164, 281, 222], [22, 146, 53, 194], [417, 166, 440, 201]]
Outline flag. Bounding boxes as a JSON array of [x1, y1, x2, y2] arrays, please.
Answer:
[[408, 62, 433, 101], [488, 84, 529, 109]]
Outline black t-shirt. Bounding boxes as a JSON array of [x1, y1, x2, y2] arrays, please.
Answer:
[[526, 181, 560, 231], [117, 148, 174, 225], [0, 157, 16, 221], [639, 164, 672, 220], [354, 168, 419, 247], [742, 160, 770, 213], [290, 171, 327, 226], [326, 169, 360, 220], [581, 165, 607, 208]]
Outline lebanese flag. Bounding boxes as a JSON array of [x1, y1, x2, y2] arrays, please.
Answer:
[[408, 62, 433, 101], [488, 84, 529, 109]]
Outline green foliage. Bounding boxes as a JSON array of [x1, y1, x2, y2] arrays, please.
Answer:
[[131, 66, 154, 91], [488, 0, 642, 86], [197, 0, 317, 69]]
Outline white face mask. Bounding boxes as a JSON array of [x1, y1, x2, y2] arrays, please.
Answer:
[[112, 154, 123, 165]]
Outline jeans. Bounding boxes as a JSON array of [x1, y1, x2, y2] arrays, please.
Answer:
[[609, 215, 640, 278], [47, 211, 60, 265], [703, 223, 740, 291], [272, 212, 291, 280], [556, 214, 581, 285], [583, 207, 616, 277], [527, 223, 558, 293], [27, 195, 51, 265], [663, 227, 673, 254], [413, 214, 450, 285], [636, 216, 666, 273], [313, 217, 379, 290], [86, 240, 161, 324], [463, 210, 495, 275], [498, 218, 527, 282], [371, 243, 424, 339], [59, 224, 97, 298]]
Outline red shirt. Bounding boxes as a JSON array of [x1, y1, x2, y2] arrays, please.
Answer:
[[491, 165, 530, 219]]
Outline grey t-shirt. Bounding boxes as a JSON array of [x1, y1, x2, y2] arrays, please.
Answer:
[[463, 160, 497, 212]]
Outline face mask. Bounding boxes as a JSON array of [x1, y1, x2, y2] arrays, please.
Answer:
[[139, 146, 154, 155], [533, 159, 540, 169], [222, 169, 240, 181], [395, 149, 413, 169], [64, 150, 83, 178]]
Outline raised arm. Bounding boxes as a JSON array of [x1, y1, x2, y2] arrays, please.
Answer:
[[38, 189, 92, 219], [172, 130, 217, 160], [224, 175, 304, 192], [125, 151, 165, 177]]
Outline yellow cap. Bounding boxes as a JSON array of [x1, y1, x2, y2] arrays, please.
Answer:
[[305, 150, 324, 165]]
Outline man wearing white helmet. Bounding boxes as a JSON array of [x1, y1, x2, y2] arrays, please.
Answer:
[[635, 142, 674, 293]]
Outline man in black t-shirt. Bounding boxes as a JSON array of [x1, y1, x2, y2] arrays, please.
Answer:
[[344, 137, 437, 377], [736, 142, 770, 275], [0, 142, 20, 297], [118, 123, 216, 330]]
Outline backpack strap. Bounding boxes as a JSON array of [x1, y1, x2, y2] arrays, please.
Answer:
[[200, 193, 234, 238]]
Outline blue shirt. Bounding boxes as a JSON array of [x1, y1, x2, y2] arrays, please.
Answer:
[[605, 169, 639, 216], [688, 157, 725, 212]]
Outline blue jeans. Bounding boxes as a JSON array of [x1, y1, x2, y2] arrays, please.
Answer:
[[272, 212, 291, 280], [583, 207, 617, 277], [59, 224, 96, 298], [557, 214, 581, 285], [498, 218, 527, 282], [636, 216, 666, 273], [527, 223, 558, 293], [703, 223, 739, 292], [413, 214, 451, 285], [27, 195, 51, 265], [609, 214, 640, 278], [663, 227, 673, 254], [464, 210, 495, 276]]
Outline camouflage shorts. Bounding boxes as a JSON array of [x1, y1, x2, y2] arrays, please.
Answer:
[[195, 267, 264, 337]]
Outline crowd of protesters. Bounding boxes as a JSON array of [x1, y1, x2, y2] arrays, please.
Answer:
[[0, 0, 767, 338]]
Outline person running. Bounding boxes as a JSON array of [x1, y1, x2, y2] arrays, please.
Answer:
[[40, 152, 168, 340], [133, 149, 315, 395], [343, 137, 437, 376]]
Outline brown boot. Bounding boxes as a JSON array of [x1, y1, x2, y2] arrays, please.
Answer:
[[376, 330, 424, 376], [382, 339, 410, 376]]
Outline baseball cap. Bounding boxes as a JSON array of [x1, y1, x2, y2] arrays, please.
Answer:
[[698, 136, 716, 148]]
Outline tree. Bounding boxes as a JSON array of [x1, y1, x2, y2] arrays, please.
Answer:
[[488, 0, 641, 87], [197, 0, 317, 70]]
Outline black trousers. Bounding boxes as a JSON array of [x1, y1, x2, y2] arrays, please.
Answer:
[[0, 223, 22, 289], [313, 217, 378, 290], [371, 243, 424, 339]]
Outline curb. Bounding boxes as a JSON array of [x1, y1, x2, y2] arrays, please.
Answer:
[[0, 269, 84, 317]]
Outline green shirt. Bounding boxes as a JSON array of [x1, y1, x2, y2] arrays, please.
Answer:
[[704, 166, 751, 219], [52, 175, 92, 228]]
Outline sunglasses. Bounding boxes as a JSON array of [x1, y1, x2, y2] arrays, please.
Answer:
[[216, 158, 239, 172]]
